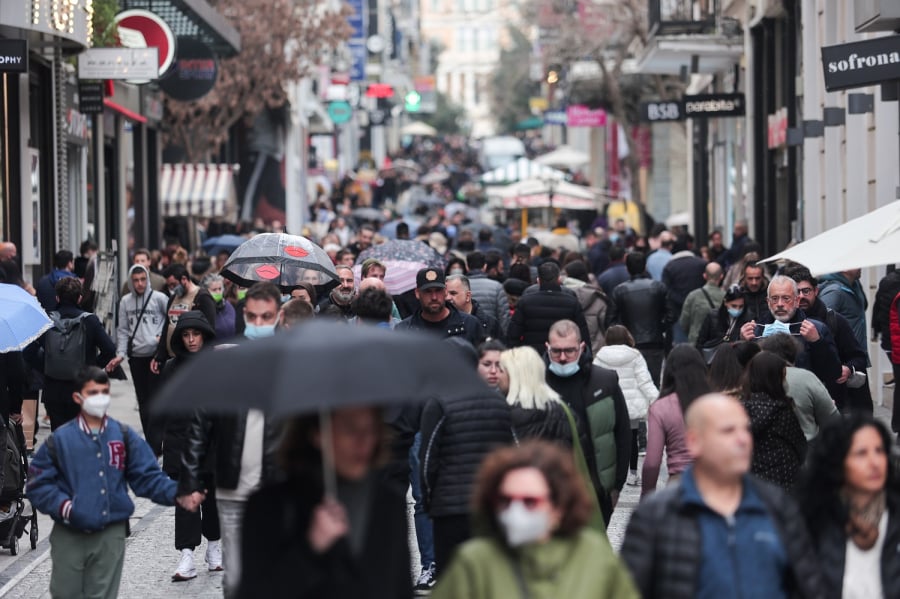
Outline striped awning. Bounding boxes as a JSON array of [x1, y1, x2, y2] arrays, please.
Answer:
[[160, 163, 238, 219]]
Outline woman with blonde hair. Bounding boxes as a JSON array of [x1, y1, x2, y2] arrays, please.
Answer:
[[499, 347, 572, 443]]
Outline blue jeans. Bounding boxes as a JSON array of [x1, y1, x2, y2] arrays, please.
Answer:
[[410, 433, 435, 567]]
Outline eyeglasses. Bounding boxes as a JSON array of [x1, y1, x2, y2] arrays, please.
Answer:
[[547, 346, 580, 358], [767, 295, 795, 304], [497, 493, 551, 510], [797, 287, 815, 296]]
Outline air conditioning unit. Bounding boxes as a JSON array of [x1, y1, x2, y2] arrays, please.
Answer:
[[855, 0, 900, 33]]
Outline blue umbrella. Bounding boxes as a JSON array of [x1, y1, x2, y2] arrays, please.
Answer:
[[0, 283, 51, 353], [202, 234, 247, 255]]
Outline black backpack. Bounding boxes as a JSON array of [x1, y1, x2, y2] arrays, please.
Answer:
[[43, 312, 91, 381]]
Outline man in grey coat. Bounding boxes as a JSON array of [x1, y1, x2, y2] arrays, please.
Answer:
[[465, 251, 510, 336], [116, 264, 169, 453]]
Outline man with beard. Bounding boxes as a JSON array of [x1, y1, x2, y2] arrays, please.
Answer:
[[317, 265, 356, 318], [740, 262, 769, 321], [739, 274, 841, 393], [396, 268, 484, 346]]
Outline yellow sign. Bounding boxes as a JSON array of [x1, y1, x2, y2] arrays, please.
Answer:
[[529, 97, 549, 111]]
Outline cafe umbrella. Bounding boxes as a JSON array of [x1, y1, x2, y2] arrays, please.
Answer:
[[152, 320, 494, 495], [220, 232, 339, 296]]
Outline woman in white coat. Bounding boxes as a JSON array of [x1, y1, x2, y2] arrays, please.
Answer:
[[592, 325, 658, 486]]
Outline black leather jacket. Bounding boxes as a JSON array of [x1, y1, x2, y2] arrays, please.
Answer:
[[178, 410, 284, 495], [395, 302, 485, 346], [607, 275, 674, 348]]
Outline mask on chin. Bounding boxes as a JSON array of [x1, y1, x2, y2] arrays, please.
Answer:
[[548, 360, 580, 377]]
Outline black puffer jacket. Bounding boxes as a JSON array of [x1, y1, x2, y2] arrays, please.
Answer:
[[742, 392, 807, 489], [419, 391, 513, 517], [507, 284, 591, 357], [510, 401, 573, 446], [811, 489, 900, 599], [621, 475, 825, 599], [607, 275, 674, 349]]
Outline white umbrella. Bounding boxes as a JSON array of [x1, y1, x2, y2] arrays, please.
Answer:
[[759, 200, 900, 276], [400, 121, 437, 137], [487, 178, 601, 210], [480, 157, 567, 184], [534, 145, 590, 169]]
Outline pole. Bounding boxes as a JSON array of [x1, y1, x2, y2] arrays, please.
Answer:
[[2, 73, 9, 241]]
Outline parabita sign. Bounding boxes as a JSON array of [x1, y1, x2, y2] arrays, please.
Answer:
[[821, 35, 900, 92]]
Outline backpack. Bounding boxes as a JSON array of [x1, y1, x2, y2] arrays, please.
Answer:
[[43, 312, 91, 381]]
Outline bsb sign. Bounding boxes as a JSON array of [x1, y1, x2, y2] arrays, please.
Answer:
[[641, 94, 745, 123], [821, 35, 900, 92]]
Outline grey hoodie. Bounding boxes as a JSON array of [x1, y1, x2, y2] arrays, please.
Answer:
[[116, 264, 170, 358]]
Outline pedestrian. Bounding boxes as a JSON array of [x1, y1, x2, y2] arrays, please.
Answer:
[[544, 320, 630, 525], [151, 264, 216, 374], [818, 269, 868, 353], [278, 298, 316, 329], [707, 341, 759, 399], [795, 413, 900, 599], [646, 230, 673, 281], [318, 265, 357, 318], [179, 282, 284, 597], [621, 393, 824, 599], [695, 284, 750, 361], [741, 351, 807, 489], [115, 264, 168, 454], [642, 345, 709, 496], [432, 441, 639, 599], [663, 242, 708, 343], [42, 277, 122, 430], [445, 274, 502, 339], [119, 248, 168, 296], [26, 366, 201, 599], [419, 338, 513, 576], [679, 262, 725, 345], [238, 407, 412, 599], [202, 273, 237, 341], [872, 267, 900, 431], [606, 251, 674, 386], [593, 325, 658, 488], [466, 251, 511, 335], [161, 312, 222, 581], [597, 245, 628, 298], [563, 260, 610, 354], [35, 250, 76, 311], [736, 260, 769, 321], [759, 333, 839, 440], [396, 267, 484, 345]]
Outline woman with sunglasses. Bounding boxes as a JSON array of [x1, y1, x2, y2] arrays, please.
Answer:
[[432, 441, 638, 598]]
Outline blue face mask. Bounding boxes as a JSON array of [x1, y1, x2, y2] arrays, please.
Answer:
[[727, 307, 743, 319], [244, 323, 276, 340], [549, 360, 580, 378], [281, 294, 292, 304]]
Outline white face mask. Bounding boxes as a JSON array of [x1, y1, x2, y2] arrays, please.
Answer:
[[498, 501, 552, 547], [81, 393, 111, 418]]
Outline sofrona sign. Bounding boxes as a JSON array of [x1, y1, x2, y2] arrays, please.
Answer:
[[821, 35, 900, 92]]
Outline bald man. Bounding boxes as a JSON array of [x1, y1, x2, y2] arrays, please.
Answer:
[[0, 241, 16, 260], [621, 394, 824, 599], [357, 276, 402, 323], [679, 261, 725, 344]]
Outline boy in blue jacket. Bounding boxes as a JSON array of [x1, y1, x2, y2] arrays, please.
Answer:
[[26, 366, 203, 598]]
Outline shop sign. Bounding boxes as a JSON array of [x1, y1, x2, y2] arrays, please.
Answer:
[[640, 100, 684, 122], [14, 0, 92, 47], [543, 110, 567, 125], [327, 101, 353, 125], [767, 107, 788, 149], [114, 10, 177, 80], [821, 35, 900, 92], [566, 104, 606, 127], [683, 93, 745, 118], [77, 81, 104, 113], [77, 48, 159, 80], [0, 40, 27, 73], [159, 38, 218, 101]]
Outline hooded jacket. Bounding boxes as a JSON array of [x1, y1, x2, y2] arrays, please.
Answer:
[[817, 273, 868, 354], [592, 345, 658, 422], [116, 264, 169, 358]]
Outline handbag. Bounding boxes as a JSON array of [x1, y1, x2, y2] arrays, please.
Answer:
[[702, 319, 738, 365]]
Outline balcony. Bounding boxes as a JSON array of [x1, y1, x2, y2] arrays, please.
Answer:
[[649, 0, 720, 37]]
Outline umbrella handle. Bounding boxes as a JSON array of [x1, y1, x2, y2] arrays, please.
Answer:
[[319, 409, 338, 499]]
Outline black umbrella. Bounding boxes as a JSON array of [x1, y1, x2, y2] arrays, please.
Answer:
[[221, 233, 339, 296], [152, 321, 494, 495]]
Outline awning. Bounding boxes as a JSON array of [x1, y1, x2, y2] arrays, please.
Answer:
[[480, 157, 567, 185], [120, 0, 241, 57], [160, 163, 239, 219], [634, 36, 744, 75], [487, 178, 607, 210]]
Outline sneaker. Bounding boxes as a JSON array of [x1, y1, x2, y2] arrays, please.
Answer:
[[205, 540, 223, 572], [627, 470, 642, 487], [414, 563, 436, 595], [172, 549, 197, 582]]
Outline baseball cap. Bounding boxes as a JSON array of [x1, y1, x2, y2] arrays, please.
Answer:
[[416, 267, 445, 290]]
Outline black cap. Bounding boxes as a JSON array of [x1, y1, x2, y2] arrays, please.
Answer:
[[416, 267, 445, 290]]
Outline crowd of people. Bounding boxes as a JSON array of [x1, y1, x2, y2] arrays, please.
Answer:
[[2, 198, 900, 599]]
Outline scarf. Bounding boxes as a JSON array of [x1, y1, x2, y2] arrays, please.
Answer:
[[843, 489, 886, 550]]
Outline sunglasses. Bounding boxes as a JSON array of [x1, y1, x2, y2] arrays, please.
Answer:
[[497, 493, 551, 510]]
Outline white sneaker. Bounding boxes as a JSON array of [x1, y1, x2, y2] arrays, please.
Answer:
[[206, 540, 223, 572], [627, 470, 642, 487], [172, 549, 197, 581]]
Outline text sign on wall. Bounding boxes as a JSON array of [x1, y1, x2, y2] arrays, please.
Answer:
[[566, 105, 607, 127], [821, 35, 900, 92], [0, 39, 28, 73], [77, 48, 159, 80], [683, 93, 745, 118], [640, 100, 684, 122]]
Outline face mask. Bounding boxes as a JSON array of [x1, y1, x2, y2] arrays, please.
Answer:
[[762, 320, 791, 337], [81, 393, 111, 418], [281, 294, 292, 304], [172, 284, 185, 298], [727, 307, 743, 319], [498, 501, 551, 547], [244, 323, 276, 339], [236, 289, 247, 301], [549, 360, 580, 378], [211, 292, 224, 303]]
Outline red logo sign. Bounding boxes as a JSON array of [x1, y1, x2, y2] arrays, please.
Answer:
[[114, 10, 176, 78]]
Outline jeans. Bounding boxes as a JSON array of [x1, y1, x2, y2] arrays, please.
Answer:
[[217, 498, 246, 599], [409, 433, 435, 568]]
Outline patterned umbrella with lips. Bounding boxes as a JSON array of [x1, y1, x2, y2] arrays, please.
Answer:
[[356, 239, 447, 270], [221, 233, 339, 295]]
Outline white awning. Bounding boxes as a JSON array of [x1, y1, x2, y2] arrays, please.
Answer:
[[160, 163, 238, 219], [480, 157, 567, 184]]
